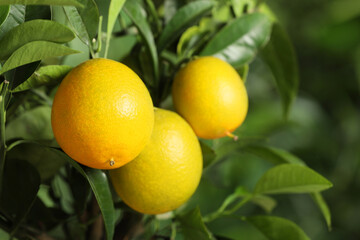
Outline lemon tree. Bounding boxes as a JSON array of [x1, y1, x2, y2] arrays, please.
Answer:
[[0, 1, 333, 240]]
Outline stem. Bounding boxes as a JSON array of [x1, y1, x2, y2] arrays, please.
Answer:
[[0, 80, 9, 197], [203, 195, 252, 223], [226, 131, 239, 141]]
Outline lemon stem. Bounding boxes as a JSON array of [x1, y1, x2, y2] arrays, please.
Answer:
[[226, 131, 238, 141]]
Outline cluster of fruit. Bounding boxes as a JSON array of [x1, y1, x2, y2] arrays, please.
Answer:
[[51, 56, 248, 214]]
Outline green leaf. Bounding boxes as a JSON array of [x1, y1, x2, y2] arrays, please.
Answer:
[[200, 140, 216, 169], [261, 23, 299, 117], [177, 206, 214, 240], [246, 215, 310, 240], [0, 0, 83, 7], [0, 19, 75, 61], [0, 41, 80, 74], [0, 5, 25, 36], [311, 193, 332, 230], [231, 0, 256, 18], [55, 151, 115, 240], [12, 65, 72, 92], [6, 106, 53, 141], [251, 194, 277, 213], [243, 144, 305, 165], [0, 159, 40, 233], [158, 0, 215, 52], [0, 5, 10, 28], [200, 13, 272, 67], [7, 142, 66, 181], [177, 18, 216, 58], [104, 0, 126, 58], [237, 64, 249, 82], [254, 164, 333, 195], [124, 1, 159, 81], [63, 0, 99, 47]]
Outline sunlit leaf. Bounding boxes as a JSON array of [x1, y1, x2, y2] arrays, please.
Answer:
[[254, 164, 333, 195], [158, 0, 215, 52], [12, 65, 72, 92], [0, 41, 80, 74], [201, 13, 271, 67], [105, 0, 126, 58], [63, 0, 99, 47], [0, 5, 25, 36], [0, 19, 75, 61]]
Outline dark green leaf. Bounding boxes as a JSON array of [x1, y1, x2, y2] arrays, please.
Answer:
[[12, 65, 72, 92], [261, 23, 299, 117], [124, 1, 159, 81], [0, 19, 75, 61], [5, 106, 53, 141], [0, 41, 80, 74], [69, 167, 91, 215], [246, 215, 310, 240], [104, 0, 126, 58], [56, 151, 115, 240], [254, 164, 333, 195], [0, 5, 10, 28], [200, 13, 272, 67], [158, 1, 215, 52], [200, 140, 216, 169], [311, 193, 332, 230], [243, 144, 305, 165], [7, 142, 66, 181], [0, 0, 83, 7], [25, 5, 51, 21], [52, 173, 74, 214], [0, 159, 40, 232], [177, 206, 214, 240], [9, 61, 40, 90], [63, 0, 99, 46], [0, 5, 25, 37]]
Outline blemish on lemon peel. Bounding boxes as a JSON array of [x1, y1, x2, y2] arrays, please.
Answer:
[[109, 158, 115, 166], [226, 131, 238, 141]]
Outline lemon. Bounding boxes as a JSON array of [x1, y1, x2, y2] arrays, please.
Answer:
[[109, 108, 202, 214], [172, 56, 248, 139], [51, 58, 154, 169]]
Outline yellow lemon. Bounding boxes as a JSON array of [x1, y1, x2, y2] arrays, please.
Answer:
[[172, 56, 248, 139], [109, 108, 202, 214], [51, 58, 154, 169]]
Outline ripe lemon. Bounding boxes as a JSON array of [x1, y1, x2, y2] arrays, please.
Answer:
[[172, 56, 248, 139], [51, 58, 154, 169], [109, 108, 202, 214]]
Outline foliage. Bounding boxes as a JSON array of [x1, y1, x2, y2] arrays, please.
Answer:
[[0, 0, 335, 239]]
